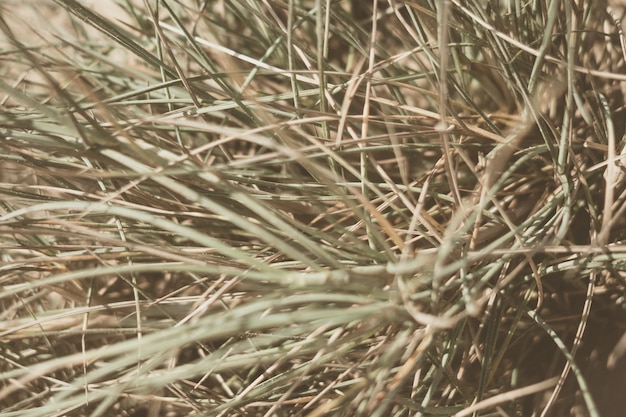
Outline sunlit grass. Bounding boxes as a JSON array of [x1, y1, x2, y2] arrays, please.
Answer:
[[1, 1, 626, 416]]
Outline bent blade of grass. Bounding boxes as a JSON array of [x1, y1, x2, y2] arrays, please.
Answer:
[[0, 201, 276, 272]]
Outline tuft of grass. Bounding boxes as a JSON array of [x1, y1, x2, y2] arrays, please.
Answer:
[[1, 1, 626, 416]]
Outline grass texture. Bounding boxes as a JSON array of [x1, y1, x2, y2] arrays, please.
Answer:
[[1, 0, 626, 416]]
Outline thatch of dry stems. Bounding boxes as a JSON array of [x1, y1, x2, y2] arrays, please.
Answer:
[[1, 1, 626, 416]]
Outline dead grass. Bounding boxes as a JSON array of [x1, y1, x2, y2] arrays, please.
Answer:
[[1, 1, 626, 416]]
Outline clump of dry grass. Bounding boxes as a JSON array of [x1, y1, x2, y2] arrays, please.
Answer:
[[1, 1, 626, 416]]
